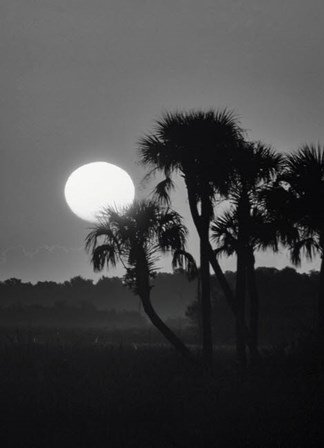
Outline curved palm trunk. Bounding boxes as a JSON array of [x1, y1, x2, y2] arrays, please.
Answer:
[[247, 249, 259, 362], [140, 289, 193, 360], [135, 253, 193, 361], [318, 254, 324, 337]]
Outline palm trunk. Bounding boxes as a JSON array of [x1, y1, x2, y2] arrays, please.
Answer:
[[140, 289, 193, 360], [318, 254, 324, 337], [207, 245, 237, 315], [235, 246, 247, 373], [235, 192, 251, 373], [185, 178, 259, 358], [136, 253, 193, 361], [185, 179, 233, 305], [207, 245, 259, 360], [200, 188, 213, 372], [247, 248, 259, 362]]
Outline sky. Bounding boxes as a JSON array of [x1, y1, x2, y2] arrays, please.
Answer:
[[1, 0, 324, 283]]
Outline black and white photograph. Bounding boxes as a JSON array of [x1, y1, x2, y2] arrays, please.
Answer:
[[1, 1, 324, 446]]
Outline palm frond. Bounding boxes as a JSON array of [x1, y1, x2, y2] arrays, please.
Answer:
[[213, 244, 235, 258], [157, 208, 187, 252], [140, 167, 160, 189], [138, 135, 182, 175], [230, 141, 283, 197], [290, 237, 319, 266], [91, 244, 119, 271], [172, 249, 198, 280], [211, 210, 239, 255], [152, 176, 175, 206], [85, 224, 117, 253], [284, 145, 324, 198]]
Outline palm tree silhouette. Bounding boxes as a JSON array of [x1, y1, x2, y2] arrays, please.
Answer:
[[138, 109, 244, 370], [85, 200, 196, 360], [218, 141, 283, 366], [267, 145, 324, 335], [212, 206, 281, 360]]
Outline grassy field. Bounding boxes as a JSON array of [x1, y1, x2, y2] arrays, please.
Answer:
[[0, 326, 323, 447]]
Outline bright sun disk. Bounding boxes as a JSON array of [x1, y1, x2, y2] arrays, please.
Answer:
[[64, 162, 135, 223]]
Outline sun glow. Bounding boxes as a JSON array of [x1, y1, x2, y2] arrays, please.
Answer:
[[64, 162, 135, 222]]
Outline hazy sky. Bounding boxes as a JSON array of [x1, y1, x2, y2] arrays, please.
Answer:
[[1, 0, 323, 282]]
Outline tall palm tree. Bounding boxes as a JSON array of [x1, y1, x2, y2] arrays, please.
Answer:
[[212, 141, 283, 365], [85, 200, 196, 359], [268, 145, 324, 335], [138, 109, 244, 370]]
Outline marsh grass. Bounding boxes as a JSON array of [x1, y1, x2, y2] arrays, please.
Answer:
[[0, 327, 323, 447]]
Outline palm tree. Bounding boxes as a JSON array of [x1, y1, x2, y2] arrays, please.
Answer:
[[212, 207, 280, 357], [231, 141, 283, 364], [85, 200, 196, 359], [269, 145, 324, 335], [212, 141, 283, 365], [138, 109, 244, 370]]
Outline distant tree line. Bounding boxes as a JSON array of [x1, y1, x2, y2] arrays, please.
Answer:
[[0, 276, 137, 311], [1, 268, 318, 343], [0, 275, 145, 328], [0, 272, 194, 318]]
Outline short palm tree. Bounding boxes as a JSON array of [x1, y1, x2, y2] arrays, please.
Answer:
[[85, 200, 196, 359], [138, 109, 244, 370]]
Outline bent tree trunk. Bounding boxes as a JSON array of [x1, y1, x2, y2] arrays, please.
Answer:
[[247, 249, 259, 358], [135, 253, 193, 361], [140, 289, 193, 360]]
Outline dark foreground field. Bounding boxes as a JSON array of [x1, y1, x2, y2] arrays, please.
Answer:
[[0, 327, 323, 448]]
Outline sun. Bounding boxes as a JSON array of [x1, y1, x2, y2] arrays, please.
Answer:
[[64, 162, 135, 223]]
